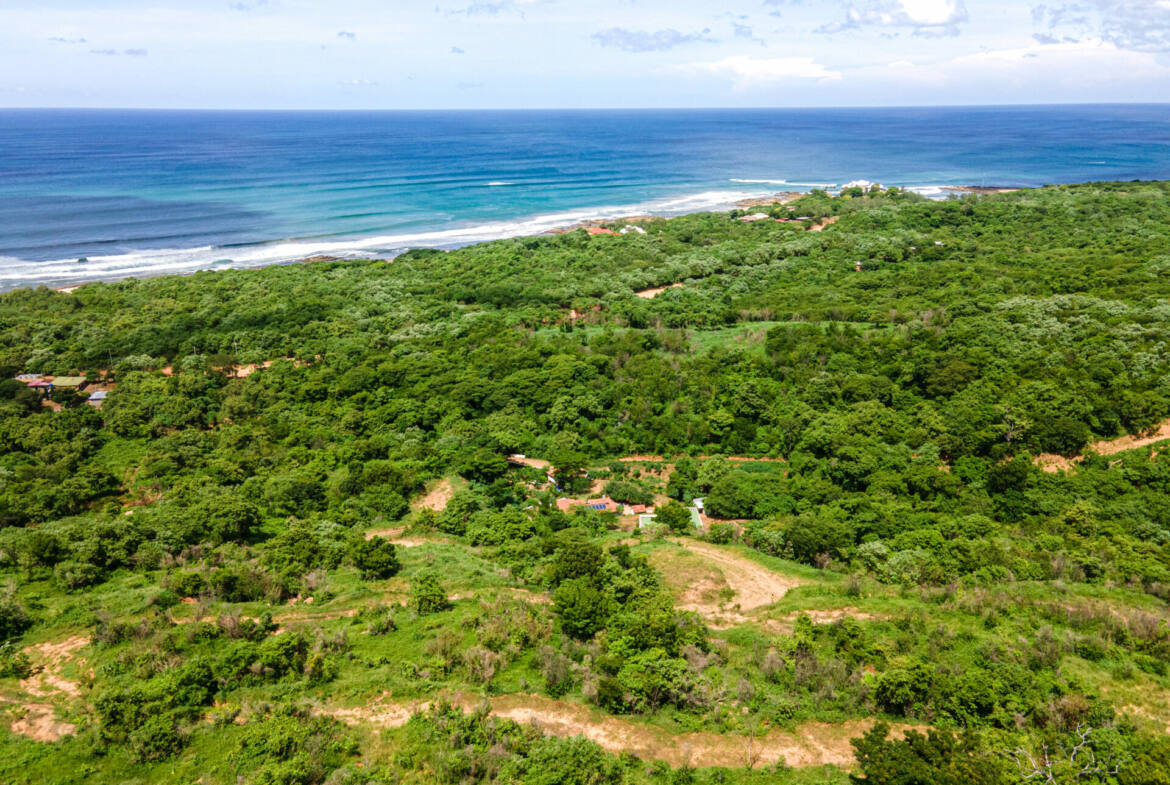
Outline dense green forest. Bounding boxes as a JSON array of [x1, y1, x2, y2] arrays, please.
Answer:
[[3, 181, 1170, 784]]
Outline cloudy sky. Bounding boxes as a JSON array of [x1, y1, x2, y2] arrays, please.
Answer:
[[2, 0, 1169, 108]]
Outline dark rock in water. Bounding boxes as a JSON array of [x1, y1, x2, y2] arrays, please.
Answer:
[[77, 257, 88, 263]]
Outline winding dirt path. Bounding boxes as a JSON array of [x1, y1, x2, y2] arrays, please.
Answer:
[[1036, 418, 1170, 473], [326, 692, 906, 768], [364, 525, 451, 547], [672, 539, 806, 611], [647, 539, 810, 628]]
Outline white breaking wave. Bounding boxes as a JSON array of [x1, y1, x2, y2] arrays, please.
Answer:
[[905, 185, 949, 197], [485, 181, 517, 186], [1, 182, 970, 290], [733, 178, 838, 188], [0, 188, 767, 290]]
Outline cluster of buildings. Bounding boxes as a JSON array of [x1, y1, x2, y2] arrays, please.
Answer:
[[584, 224, 647, 237], [555, 494, 705, 530], [507, 453, 704, 531], [13, 374, 109, 407]]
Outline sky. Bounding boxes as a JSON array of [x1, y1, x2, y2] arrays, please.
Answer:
[[1, 0, 1169, 109]]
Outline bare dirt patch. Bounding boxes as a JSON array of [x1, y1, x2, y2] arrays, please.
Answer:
[[672, 540, 806, 611], [20, 635, 88, 699], [635, 283, 684, 300], [646, 540, 810, 628], [275, 608, 360, 625], [6, 634, 89, 741], [233, 360, 274, 378], [648, 547, 733, 618], [7, 702, 77, 742], [508, 455, 551, 470], [809, 216, 840, 232], [415, 478, 455, 513], [1035, 418, 1170, 473], [735, 193, 803, 209], [364, 526, 451, 548], [390, 537, 446, 548], [327, 691, 910, 768], [1035, 454, 1078, 473]]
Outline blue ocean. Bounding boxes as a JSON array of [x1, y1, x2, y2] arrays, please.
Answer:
[[1, 105, 1169, 290]]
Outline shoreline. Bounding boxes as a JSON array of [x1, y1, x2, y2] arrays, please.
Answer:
[[941, 185, 1021, 194], [35, 184, 1006, 295]]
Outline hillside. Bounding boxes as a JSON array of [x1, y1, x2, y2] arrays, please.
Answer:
[[3, 182, 1170, 784]]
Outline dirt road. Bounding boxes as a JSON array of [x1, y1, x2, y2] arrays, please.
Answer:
[[326, 691, 905, 768]]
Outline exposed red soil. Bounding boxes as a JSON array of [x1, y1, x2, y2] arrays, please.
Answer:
[[635, 283, 684, 299], [1036, 418, 1170, 473]]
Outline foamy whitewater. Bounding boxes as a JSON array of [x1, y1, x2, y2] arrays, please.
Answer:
[[2, 105, 1168, 290], [0, 190, 761, 287]]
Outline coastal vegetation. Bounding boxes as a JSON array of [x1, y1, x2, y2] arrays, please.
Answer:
[[3, 181, 1170, 783]]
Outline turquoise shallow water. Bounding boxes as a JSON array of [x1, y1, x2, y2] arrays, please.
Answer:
[[1, 105, 1168, 289]]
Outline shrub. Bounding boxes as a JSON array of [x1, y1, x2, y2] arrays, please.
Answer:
[[230, 710, 356, 785], [550, 537, 604, 585], [850, 722, 1009, 784], [536, 645, 574, 697], [783, 513, 855, 565], [410, 570, 448, 615], [703, 523, 736, 544], [348, 537, 400, 579], [129, 715, 185, 762], [603, 479, 653, 506], [0, 591, 32, 642], [459, 449, 509, 483], [656, 501, 694, 534], [0, 644, 33, 678], [168, 571, 207, 598], [553, 578, 611, 640], [54, 560, 103, 591], [209, 565, 270, 603]]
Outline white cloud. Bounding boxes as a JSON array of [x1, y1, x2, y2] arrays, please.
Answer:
[[679, 55, 842, 89], [862, 38, 1170, 89], [1033, 1, 1170, 52], [593, 27, 715, 52], [898, 0, 961, 26], [821, 0, 967, 36]]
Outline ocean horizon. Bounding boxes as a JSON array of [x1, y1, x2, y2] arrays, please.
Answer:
[[2, 104, 1169, 291]]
